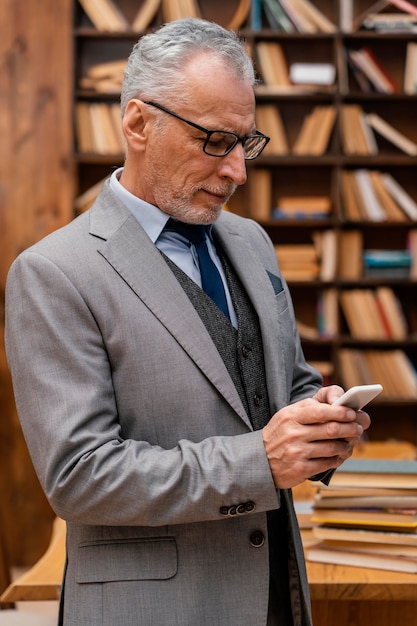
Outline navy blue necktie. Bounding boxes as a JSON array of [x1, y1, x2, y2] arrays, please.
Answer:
[[166, 218, 230, 319]]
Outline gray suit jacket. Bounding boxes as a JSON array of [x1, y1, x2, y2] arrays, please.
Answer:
[[5, 181, 322, 626]]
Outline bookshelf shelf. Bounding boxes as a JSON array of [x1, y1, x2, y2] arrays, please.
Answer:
[[72, 0, 417, 443]]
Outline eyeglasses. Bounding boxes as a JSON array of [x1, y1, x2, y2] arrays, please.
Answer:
[[145, 101, 270, 160]]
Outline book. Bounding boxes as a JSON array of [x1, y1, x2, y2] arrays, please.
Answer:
[[292, 105, 336, 156], [79, 59, 126, 93], [274, 195, 331, 220], [132, 0, 161, 31], [330, 459, 417, 490], [89, 103, 123, 154], [340, 170, 363, 220], [348, 48, 398, 94], [290, 0, 336, 33], [162, 0, 200, 21], [274, 243, 320, 281], [339, 0, 353, 32], [368, 170, 408, 222], [353, 169, 386, 221], [262, 0, 295, 32], [248, 169, 271, 221], [337, 349, 374, 389], [250, 0, 263, 30], [375, 286, 408, 340], [78, 0, 130, 31], [256, 41, 290, 88], [407, 229, 417, 279], [306, 544, 417, 572], [366, 113, 417, 157], [338, 230, 362, 280], [381, 173, 417, 220], [314, 494, 417, 510], [404, 41, 417, 94], [255, 105, 289, 155], [339, 289, 386, 339], [76, 102, 125, 155], [289, 63, 336, 86], [313, 525, 417, 546], [317, 230, 337, 281], [279, 0, 317, 32], [75, 102, 95, 153], [317, 288, 338, 337], [340, 105, 376, 155], [363, 12, 417, 31]]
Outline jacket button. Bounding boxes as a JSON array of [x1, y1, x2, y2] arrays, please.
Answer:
[[250, 530, 265, 548], [245, 501, 255, 513]]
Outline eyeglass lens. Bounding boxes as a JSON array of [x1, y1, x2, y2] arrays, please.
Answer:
[[204, 132, 267, 159]]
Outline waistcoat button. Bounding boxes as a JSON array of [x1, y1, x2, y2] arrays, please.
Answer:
[[250, 530, 265, 547], [253, 393, 262, 407]]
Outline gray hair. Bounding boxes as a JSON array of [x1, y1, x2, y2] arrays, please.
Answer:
[[120, 18, 255, 116]]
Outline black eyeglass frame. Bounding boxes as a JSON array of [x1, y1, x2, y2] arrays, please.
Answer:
[[145, 101, 270, 160]]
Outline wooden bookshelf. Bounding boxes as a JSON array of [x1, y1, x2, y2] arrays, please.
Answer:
[[73, 0, 417, 444]]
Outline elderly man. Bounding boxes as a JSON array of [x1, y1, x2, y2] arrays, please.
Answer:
[[5, 18, 369, 626]]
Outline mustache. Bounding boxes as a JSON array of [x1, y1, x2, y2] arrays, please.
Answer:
[[202, 184, 237, 198]]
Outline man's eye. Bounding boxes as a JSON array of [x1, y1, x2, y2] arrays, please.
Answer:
[[207, 133, 232, 148]]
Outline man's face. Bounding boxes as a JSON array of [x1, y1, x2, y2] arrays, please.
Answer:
[[139, 54, 256, 225]]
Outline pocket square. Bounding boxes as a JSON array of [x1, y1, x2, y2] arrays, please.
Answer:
[[267, 271, 284, 295]]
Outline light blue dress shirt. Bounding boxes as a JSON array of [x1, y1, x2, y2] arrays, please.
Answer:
[[109, 168, 237, 326]]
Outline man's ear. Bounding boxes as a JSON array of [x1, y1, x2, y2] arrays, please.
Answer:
[[122, 99, 150, 151]]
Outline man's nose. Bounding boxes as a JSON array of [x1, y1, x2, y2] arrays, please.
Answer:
[[217, 143, 247, 186]]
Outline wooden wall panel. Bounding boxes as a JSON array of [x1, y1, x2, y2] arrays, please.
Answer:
[[0, 0, 73, 565]]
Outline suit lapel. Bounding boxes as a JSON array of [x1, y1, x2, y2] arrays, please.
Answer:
[[89, 187, 250, 426]]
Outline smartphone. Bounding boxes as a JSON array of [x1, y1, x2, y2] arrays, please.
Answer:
[[332, 384, 383, 410]]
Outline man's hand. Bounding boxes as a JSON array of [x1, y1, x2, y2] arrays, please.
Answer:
[[262, 385, 371, 489]]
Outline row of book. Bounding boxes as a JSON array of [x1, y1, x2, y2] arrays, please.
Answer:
[[249, 169, 417, 227], [77, 97, 417, 159], [338, 348, 417, 399], [263, 229, 417, 283], [252, 0, 417, 34], [256, 102, 417, 158], [251, 0, 336, 33], [78, 0, 161, 32], [254, 40, 417, 95], [273, 230, 338, 283], [255, 103, 336, 157], [341, 169, 417, 223], [340, 104, 417, 157], [348, 42, 417, 95], [77, 0, 251, 32], [307, 456, 417, 573], [340, 286, 409, 340], [75, 102, 125, 154], [77, 0, 417, 35], [297, 283, 412, 340]]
